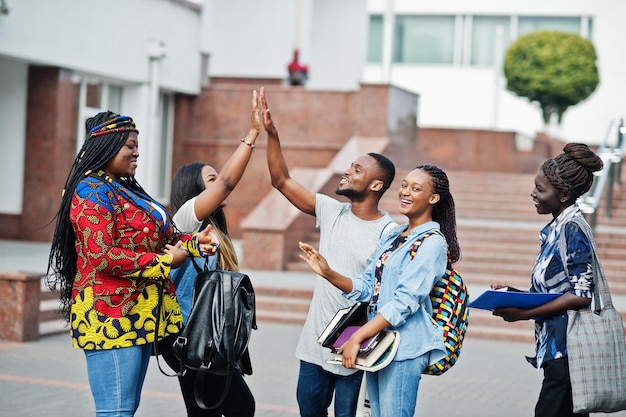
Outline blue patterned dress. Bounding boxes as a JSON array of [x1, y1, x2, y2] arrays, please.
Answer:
[[528, 204, 594, 368]]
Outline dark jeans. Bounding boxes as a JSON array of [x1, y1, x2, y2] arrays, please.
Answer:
[[296, 360, 363, 417], [160, 342, 255, 417], [535, 357, 589, 417]]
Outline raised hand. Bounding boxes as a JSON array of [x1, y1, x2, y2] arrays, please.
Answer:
[[260, 87, 278, 136], [250, 89, 261, 134]]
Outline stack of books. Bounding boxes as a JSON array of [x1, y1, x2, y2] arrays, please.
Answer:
[[318, 303, 400, 372], [326, 329, 400, 371]]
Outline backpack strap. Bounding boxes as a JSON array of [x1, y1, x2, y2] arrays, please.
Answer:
[[152, 282, 182, 377], [409, 229, 444, 261], [379, 221, 398, 240]]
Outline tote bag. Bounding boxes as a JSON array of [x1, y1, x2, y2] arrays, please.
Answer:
[[559, 217, 626, 413]]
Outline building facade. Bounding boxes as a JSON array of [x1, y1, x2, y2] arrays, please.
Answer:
[[0, 0, 623, 241]]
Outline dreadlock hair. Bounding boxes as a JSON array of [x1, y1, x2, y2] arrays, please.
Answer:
[[46, 111, 144, 322], [367, 152, 396, 196], [415, 164, 461, 264], [171, 162, 240, 272], [541, 143, 604, 201]]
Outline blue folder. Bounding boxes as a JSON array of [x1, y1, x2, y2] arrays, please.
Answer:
[[468, 290, 561, 310]]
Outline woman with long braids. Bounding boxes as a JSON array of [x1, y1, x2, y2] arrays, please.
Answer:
[[299, 164, 460, 417], [491, 143, 603, 417], [46, 111, 217, 417], [160, 90, 260, 417]]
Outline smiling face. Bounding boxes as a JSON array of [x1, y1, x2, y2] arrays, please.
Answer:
[[398, 168, 440, 221], [531, 168, 568, 218], [201, 165, 218, 188], [201, 164, 227, 210], [103, 132, 139, 181], [336, 155, 381, 200]]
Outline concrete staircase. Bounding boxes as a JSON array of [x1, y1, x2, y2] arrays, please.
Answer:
[[277, 168, 626, 342], [39, 169, 626, 342]]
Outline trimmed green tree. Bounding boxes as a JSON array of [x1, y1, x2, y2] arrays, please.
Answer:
[[504, 31, 599, 125]]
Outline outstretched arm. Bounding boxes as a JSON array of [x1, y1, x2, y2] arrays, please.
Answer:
[[492, 292, 591, 322], [260, 87, 316, 216], [192, 90, 261, 221], [298, 241, 353, 292]]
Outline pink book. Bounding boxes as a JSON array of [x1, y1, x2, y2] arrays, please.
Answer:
[[332, 326, 382, 353]]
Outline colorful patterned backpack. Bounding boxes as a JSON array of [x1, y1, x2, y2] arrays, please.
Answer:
[[410, 230, 469, 376]]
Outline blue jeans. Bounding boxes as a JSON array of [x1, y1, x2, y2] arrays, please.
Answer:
[[296, 360, 363, 417], [84, 344, 152, 417], [366, 354, 429, 417]]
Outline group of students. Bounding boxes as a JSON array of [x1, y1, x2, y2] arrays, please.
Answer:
[[46, 86, 604, 417]]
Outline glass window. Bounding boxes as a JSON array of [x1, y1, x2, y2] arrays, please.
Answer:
[[586, 17, 594, 40], [518, 16, 581, 36], [471, 16, 511, 66], [107, 86, 123, 113], [394, 15, 456, 64], [86, 83, 101, 108], [367, 15, 384, 63], [75, 81, 124, 152]]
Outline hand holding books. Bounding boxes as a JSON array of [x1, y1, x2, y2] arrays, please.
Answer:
[[328, 328, 400, 371], [319, 304, 400, 372], [333, 326, 384, 353]]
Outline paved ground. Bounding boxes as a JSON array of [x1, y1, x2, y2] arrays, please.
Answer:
[[2, 326, 626, 417], [1, 239, 625, 417]]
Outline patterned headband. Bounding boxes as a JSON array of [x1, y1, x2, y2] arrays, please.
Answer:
[[89, 115, 139, 139]]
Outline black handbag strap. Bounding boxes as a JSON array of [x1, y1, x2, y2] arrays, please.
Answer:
[[152, 281, 182, 377]]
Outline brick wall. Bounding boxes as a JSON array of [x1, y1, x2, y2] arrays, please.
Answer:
[[16, 67, 78, 241], [172, 81, 399, 238], [2, 74, 567, 243]]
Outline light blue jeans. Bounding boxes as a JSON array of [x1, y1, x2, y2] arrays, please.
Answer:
[[366, 354, 429, 417], [84, 344, 152, 417], [296, 360, 363, 417]]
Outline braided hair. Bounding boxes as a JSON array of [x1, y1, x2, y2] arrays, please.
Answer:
[[541, 143, 604, 201], [46, 111, 147, 321], [171, 162, 240, 272], [415, 164, 461, 264]]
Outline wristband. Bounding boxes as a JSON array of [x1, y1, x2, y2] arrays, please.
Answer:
[[241, 138, 256, 149]]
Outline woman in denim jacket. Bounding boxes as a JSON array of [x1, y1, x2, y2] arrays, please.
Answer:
[[299, 164, 460, 417]]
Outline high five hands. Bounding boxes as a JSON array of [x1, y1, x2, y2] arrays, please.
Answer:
[[260, 87, 278, 137]]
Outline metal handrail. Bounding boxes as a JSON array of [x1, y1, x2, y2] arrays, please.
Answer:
[[578, 118, 625, 229]]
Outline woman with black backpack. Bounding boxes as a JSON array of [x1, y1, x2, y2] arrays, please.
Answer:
[[160, 90, 260, 417]]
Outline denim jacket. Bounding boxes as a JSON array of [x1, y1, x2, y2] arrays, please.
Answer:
[[345, 221, 447, 364]]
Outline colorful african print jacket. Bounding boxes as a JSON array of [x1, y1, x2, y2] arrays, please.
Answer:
[[528, 204, 594, 368], [69, 172, 201, 350]]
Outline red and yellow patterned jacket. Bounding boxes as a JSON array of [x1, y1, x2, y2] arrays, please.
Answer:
[[69, 174, 200, 350]]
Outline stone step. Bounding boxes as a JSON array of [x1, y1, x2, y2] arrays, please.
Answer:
[[37, 286, 316, 337], [39, 285, 626, 344], [465, 310, 535, 343]]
